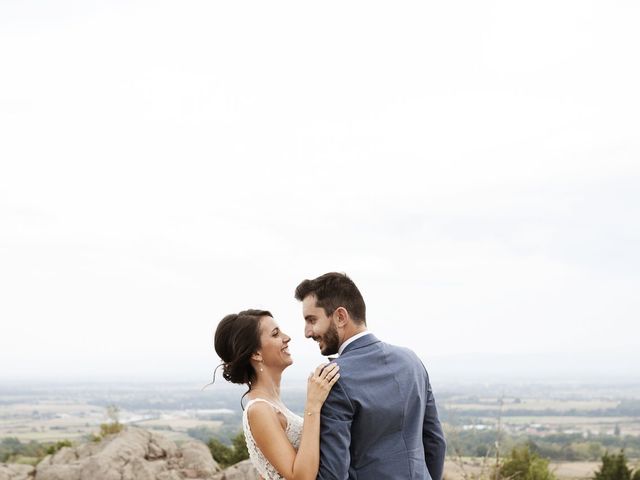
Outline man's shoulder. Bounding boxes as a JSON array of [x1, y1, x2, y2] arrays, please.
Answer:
[[382, 341, 429, 369], [386, 341, 422, 357], [337, 339, 425, 368]]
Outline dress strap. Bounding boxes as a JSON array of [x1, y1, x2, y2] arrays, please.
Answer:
[[245, 397, 282, 413]]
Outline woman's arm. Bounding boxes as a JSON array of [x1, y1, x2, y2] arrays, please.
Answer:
[[248, 363, 340, 480]]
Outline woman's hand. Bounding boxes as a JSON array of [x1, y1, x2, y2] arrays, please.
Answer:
[[306, 363, 340, 413]]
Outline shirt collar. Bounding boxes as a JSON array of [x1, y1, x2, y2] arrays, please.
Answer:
[[338, 331, 372, 356]]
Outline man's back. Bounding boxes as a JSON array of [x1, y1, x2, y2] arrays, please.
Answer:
[[318, 334, 446, 480]]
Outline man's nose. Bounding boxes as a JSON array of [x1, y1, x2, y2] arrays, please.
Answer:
[[304, 325, 313, 338]]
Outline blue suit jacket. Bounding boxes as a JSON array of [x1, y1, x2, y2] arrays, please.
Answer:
[[317, 334, 446, 480]]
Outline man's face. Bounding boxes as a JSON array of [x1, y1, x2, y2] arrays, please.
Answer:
[[302, 295, 340, 356]]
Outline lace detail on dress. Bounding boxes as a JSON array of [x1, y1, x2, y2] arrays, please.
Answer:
[[242, 398, 304, 480]]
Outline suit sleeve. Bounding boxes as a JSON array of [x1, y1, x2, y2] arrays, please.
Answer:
[[317, 378, 354, 480], [423, 372, 446, 480]]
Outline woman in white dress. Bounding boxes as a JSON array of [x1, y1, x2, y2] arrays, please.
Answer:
[[214, 309, 340, 480]]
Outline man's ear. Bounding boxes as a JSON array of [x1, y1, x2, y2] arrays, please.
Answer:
[[335, 307, 349, 328]]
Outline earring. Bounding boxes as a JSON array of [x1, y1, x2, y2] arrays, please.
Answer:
[[259, 361, 264, 372]]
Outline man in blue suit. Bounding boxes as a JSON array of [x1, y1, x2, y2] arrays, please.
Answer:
[[295, 272, 446, 480]]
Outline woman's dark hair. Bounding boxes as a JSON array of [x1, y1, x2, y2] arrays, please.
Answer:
[[213, 309, 271, 406], [295, 272, 366, 325]]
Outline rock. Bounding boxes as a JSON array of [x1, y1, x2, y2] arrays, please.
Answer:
[[157, 471, 182, 480], [151, 434, 177, 459], [179, 441, 219, 479], [157, 472, 182, 480], [34, 427, 222, 480], [212, 460, 259, 480], [2, 428, 256, 480], [36, 463, 80, 480], [47, 447, 76, 464], [0, 463, 35, 480]]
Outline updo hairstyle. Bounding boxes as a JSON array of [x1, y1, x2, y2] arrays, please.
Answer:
[[214, 309, 271, 387]]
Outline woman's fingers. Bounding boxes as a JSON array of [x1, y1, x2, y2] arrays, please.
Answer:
[[325, 363, 340, 380], [317, 363, 338, 379], [319, 369, 340, 392], [310, 363, 340, 394]]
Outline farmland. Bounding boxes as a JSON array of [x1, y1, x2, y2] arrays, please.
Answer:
[[2, 380, 639, 478]]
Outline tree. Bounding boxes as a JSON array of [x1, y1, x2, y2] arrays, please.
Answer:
[[499, 445, 556, 480], [593, 451, 633, 480], [0, 438, 22, 462], [207, 431, 249, 468], [231, 431, 249, 460], [98, 404, 123, 438], [0, 438, 69, 464], [106, 404, 120, 423]]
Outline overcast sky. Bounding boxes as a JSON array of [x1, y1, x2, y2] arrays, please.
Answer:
[[1, 1, 639, 384]]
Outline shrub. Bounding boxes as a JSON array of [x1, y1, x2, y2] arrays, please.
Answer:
[[208, 431, 249, 468], [96, 404, 124, 439], [593, 451, 633, 480], [99, 422, 124, 437], [45, 440, 73, 455], [499, 445, 556, 480]]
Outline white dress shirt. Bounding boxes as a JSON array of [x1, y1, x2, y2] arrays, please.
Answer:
[[338, 331, 373, 356]]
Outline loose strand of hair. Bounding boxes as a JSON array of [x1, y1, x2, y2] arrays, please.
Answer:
[[201, 363, 224, 391], [240, 383, 254, 411]]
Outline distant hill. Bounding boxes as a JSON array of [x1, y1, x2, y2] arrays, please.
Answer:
[[425, 350, 640, 383]]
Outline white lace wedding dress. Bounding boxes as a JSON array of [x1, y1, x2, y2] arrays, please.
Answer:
[[242, 398, 304, 480]]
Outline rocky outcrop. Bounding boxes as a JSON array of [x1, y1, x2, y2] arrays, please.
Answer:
[[0, 463, 35, 480], [37, 428, 216, 480], [212, 460, 258, 480], [27, 427, 259, 480]]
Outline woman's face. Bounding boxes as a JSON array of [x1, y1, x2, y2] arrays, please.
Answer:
[[258, 316, 293, 369]]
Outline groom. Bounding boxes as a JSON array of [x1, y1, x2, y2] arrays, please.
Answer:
[[295, 272, 446, 480]]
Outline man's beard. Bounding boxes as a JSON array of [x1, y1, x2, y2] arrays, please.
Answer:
[[320, 321, 340, 356]]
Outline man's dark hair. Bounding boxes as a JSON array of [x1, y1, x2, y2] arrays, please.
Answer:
[[294, 272, 366, 325]]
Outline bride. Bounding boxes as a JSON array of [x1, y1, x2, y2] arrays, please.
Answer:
[[213, 309, 340, 480]]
